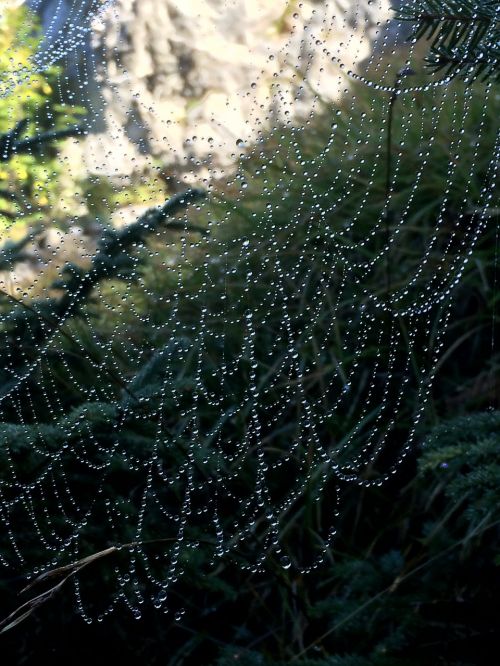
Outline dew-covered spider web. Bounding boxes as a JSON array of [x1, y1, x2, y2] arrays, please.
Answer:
[[0, 0, 498, 623]]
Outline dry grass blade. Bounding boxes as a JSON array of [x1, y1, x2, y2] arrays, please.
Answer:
[[20, 546, 118, 594], [1, 547, 118, 634], [0, 538, 215, 633], [0, 576, 70, 634]]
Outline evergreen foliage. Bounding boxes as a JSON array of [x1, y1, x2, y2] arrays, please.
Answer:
[[0, 189, 205, 399], [397, 0, 500, 82], [420, 410, 500, 524]]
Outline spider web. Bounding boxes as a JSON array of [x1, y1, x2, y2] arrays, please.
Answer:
[[0, 0, 498, 622]]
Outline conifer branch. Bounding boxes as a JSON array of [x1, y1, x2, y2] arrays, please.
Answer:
[[0, 189, 206, 395], [396, 0, 500, 82], [0, 120, 85, 162]]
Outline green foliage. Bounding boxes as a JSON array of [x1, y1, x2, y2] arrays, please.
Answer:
[[420, 410, 500, 523], [0, 5, 85, 228], [0, 6, 47, 127], [397, 0, 500, 82]]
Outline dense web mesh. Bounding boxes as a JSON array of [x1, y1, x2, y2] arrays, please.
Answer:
[[0, 0, 498, 623]]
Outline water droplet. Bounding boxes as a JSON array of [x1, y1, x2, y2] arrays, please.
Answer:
[[280, 556, 291, 570]]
